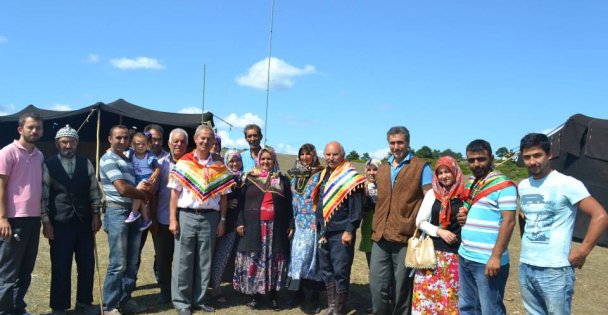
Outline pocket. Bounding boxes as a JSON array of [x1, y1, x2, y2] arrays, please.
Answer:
[[398, 216, 416, 237]]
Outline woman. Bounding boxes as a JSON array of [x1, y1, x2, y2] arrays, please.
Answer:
[[285, 144, 324, 312], [359, 159, 381, 266], [209, 150, 243, 302], [412, 155, 464, 315], [234, 146, 293, 310]]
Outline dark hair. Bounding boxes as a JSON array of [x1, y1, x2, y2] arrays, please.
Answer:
[[520, 133, 550, 154], [386, 126, 410, 142], [109, 124, 128, 137], [298, 143, 320, 167], [243, 124, 263, 138], [18, 112, 43, 127], [144, 124, 164, 135], [466, 139, 492, 155]]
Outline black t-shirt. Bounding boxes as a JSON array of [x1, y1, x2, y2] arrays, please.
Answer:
[[429, 198, 463, 254]]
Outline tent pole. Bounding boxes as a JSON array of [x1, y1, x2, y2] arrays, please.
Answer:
[[96, 108, 101, 178]]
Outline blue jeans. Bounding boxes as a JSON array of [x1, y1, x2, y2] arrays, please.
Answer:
[[102, 207, 142, 311], [519, 263, 574, 315], [458, 256, 509, 315]]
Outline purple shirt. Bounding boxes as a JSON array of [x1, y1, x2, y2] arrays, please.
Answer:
[[0, 140, 44, 217]]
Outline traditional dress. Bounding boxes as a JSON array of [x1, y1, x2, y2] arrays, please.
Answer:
[[286, 160, 324, 291]]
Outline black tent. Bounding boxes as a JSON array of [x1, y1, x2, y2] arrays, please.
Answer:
[[548, 114, 608, 246], [0, 99, 214, 165]]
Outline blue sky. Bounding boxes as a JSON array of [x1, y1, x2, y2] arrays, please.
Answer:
[[1, 1, 607, 158]]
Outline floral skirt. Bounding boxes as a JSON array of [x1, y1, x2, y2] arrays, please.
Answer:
[[233, 220, 285, 295], [412, 250, 459, 315]]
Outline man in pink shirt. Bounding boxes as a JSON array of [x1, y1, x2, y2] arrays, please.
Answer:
[[0, 112, 44, 315]]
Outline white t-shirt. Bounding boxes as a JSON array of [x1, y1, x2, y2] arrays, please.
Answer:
[[519, 170, 590, 267]]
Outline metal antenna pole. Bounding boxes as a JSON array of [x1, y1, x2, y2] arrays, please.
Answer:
[[263, 0, 275, 145], [202, 64, 206, 125]]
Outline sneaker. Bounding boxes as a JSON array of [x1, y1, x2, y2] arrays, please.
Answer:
[[125, 212, 141, 223], [76, 302, 102, 315], [139, 219, 152, 231], [103, 310, 121, 315], [120, 299, 146, 314]]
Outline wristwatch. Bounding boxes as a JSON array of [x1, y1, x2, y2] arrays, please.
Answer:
[[220, 216, 226, 222]]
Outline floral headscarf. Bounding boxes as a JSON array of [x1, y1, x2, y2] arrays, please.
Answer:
[[365, 159, 381, 201], [245, 146, 284, 195], [288, 143, 323, 195], [432, 155, 464, 228], [224, 149, 243, 177]]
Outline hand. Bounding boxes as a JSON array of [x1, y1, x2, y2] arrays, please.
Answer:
[[457, 207, 468, 226], [228, 199, 238, 209], [341, 231, 353, 246], [437, 228, 458, 244], [216, 220, 225, 237], [169, 220, 180, 236], [0, 218, 11, 239], [92, 215, 102, 233], [569, 247, 588, 269], [42, 221, 54, 240], [287, 228, 294, 239], [149, 220, 159, 236], [485, 256, 501, 277], [236, 225, 245, 237]]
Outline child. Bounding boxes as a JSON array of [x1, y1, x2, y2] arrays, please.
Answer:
[[125, 131, 160, 230]]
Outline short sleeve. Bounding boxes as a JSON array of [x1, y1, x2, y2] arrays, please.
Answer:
[[167, 175, 183, 191], [100, 156, 127, 183], [420, 163, 432, 186], [148, 155, 159, 169], [0, 148, 14, 176], [563, 177, 590, 206], [496, 185, 518, 211]]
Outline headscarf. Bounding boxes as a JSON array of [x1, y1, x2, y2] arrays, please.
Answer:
[[244, 146, 284, 195], [288, 143, 323, 195], [432, 155, 465, 228], [365, 159, 381, 202], [224, 149, 243, 177]]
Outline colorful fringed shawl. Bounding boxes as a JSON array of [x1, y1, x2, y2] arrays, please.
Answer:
[[312, 161, 366, 223], [462, 170, 516, 211], [170, 151, 235, 203]]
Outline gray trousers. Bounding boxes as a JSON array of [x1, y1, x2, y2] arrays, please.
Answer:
[[171, 210, 219, 310], [369, 239, 413, 315]]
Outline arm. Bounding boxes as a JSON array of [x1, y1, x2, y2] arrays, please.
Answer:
[[87, 160, 102, 233], [168, 188, 180, 236], [216, 194, 227, 237], [416, 190, 438, 236], [147, 166, 161, 186], [0, 174, 11, 238], [569, 196, 608, 268], [421, 163, 433, 194], [113, 179, 149, 201], [41, 164, 54, 239], [486, 210, 516, 277]]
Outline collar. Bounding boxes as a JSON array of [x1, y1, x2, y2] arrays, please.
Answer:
[[13, 139, 38, 153], [193, 150, 213, 165], [387, 152, 412, 167]]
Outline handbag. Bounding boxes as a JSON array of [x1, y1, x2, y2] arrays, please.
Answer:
[[404, 226, 437, 269]]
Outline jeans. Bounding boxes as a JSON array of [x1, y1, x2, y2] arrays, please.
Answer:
[[102, 207, 142, 311], [519, 263, 575, 315], [458, 256, 509, 315], [0, 218, 40, 315], [369, 239, 412, 315]]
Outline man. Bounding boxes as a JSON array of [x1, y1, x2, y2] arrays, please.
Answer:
[[312, 141, 365, 315], [152, 128, 188, 304], [41, 125, 102, 315], [168, 125, 234, 315], [241, 124, 263, 172], [456, 139, 517, 315], [0, 112, 44, 315], [99, 125, 151, 315], [370, 126, 432, 315], [517, 133, 608, 315]]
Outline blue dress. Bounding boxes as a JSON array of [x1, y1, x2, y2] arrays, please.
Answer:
[[287, 170, 323, 287]]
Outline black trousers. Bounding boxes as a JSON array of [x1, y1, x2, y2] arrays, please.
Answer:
[[49, 217, 95, 310], [152, 224, 174, 298], [317, 231, 355, 291]]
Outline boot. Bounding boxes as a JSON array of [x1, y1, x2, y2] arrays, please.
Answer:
[[323, 282, 336, 315], [335, 289, 348, 315], [286, 288, 304, 308], [311, 290, 322, 314]]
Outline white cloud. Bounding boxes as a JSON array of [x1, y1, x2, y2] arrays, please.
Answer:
[[0, 103, 15, 116], [178, 106, 203, 114], [86, 54, 100, 63], [220, 112, 264, 129], [0, 36, 7, 45], [236, 57, 315, 90], [370, 148, 390, 160], [275, 143, 298, 155], [216, 129, 249, 149], [51, 104, 72, 111], [110, 57, 165, 70]]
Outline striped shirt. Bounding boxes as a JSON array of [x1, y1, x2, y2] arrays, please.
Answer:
[[458, 185, 518, 265], [99, 150, 136, 204]]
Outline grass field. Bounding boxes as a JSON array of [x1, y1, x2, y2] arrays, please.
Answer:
[[25, 154, 608, 314]]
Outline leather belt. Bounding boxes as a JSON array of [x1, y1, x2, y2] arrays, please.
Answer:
[[178, 207, 216, 214]]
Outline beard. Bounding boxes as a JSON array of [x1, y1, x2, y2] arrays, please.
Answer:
[[23, 134, 40, 144], [59, 150, 75, 159]]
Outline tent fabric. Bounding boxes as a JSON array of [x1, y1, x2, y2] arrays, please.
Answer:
[[549, 114, 608, 246]]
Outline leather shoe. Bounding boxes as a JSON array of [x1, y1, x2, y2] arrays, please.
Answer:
[[176, 308, 191, 315], [246, 297, 258, 309], [195, 304, 215, 313]]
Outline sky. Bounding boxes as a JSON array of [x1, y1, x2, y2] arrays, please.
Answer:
[[1, 1, 608, 159]]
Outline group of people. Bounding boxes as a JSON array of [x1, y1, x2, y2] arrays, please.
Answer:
[[0, 112, 606, 315]]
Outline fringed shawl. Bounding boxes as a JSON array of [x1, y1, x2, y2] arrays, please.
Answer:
[[462, 170, 516, 211], [170, 151, 235, 202], [312, 161, 366, 223]]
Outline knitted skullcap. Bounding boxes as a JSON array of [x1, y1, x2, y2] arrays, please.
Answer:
[[55, 124, 79, 140]]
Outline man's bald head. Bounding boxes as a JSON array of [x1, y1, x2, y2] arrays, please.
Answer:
[[324, 141, 345, 169]]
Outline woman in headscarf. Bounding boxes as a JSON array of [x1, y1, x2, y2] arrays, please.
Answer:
[[412, 155, 464, 315], [234, 146, 293, 310], [208, 150, 243, 303], [285, 144, 324, 313]]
